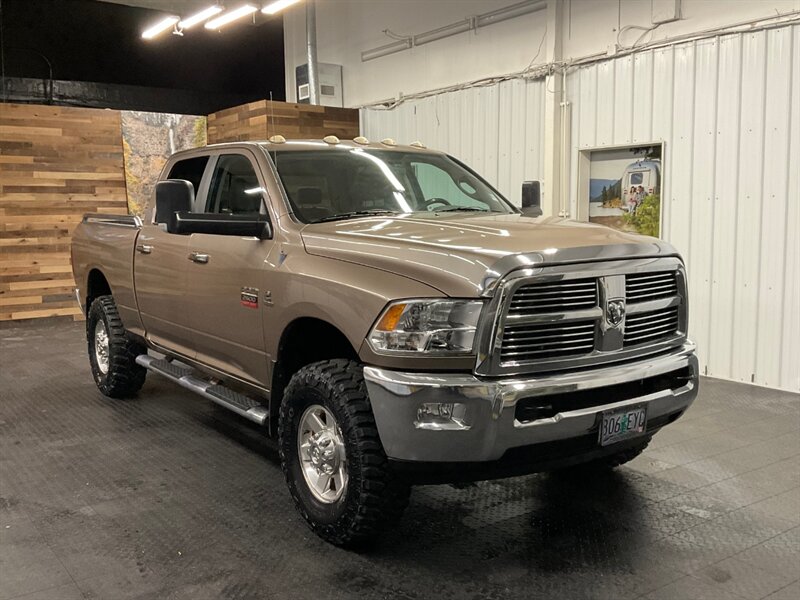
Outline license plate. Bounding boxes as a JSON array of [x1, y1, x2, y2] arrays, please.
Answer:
[[599, 405, 647, 446]]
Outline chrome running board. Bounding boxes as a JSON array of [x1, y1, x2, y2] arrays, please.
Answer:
[[135, 355, 269, 425]]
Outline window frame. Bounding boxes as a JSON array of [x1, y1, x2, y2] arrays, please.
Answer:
[[201, 152, 268, 216]]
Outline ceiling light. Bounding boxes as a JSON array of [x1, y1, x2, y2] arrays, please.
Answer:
[[142, 16, 179, 39], [262, 0, 302, 15], [179, 5, 224, 29], [205, 5, 258, 29]]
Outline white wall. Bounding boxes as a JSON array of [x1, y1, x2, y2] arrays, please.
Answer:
[[284, 0, 800, 107], [284, 0, 548, 106]]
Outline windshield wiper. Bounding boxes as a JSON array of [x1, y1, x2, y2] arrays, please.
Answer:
[[433, 206, 491, 212], [312, 209, 399, 223]]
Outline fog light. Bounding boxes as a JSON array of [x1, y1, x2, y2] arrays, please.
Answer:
[[415, 402, 470, 430]]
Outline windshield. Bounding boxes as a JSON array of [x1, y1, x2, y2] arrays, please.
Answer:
[[266, 148, 516, 223]]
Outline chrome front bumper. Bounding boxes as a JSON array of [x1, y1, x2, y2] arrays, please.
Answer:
[[363, 342, 698, 463]]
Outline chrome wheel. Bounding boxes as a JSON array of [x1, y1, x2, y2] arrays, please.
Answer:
[[94, 320, 110, 375], [297, 404, 348, 503]]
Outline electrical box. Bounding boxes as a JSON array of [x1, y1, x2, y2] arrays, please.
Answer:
[[295, 63, 343, 107], [652, 0, 681, 24]]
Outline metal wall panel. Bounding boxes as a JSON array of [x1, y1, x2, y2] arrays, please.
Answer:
[[361, 78, 546, 202], [566, 25, 799, 391], [360, 24, 799, 391]]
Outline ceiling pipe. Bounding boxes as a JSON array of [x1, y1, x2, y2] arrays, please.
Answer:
[[305, 0, 320, 105], [361, 0, 546, 62]]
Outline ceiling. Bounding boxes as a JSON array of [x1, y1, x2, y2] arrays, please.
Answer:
[[98, 0, 214, 14]]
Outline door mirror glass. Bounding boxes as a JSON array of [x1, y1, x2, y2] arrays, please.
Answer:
[[521, 180, 542, 217], [170, 212, 272, 239]]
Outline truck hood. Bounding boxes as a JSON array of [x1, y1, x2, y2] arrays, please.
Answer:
[[300, 213, 678, 296]]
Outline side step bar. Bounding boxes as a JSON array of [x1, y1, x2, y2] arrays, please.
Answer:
[[135, 355, 269, 425]]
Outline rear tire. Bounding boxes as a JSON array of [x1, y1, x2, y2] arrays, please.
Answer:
[[278, 359, 410, 547], [87, 295, 146, 398]]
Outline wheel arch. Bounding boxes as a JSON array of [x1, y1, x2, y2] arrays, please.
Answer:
[[269, 316, 359, 436], [85, 268, 112, 315]]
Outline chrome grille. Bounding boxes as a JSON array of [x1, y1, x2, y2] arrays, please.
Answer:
[[508, 279, 598, 315], [500, 320, 596, 362], [479, 257, 688, 377], [624, 306, 680, 347], [626, 271, 678, 303]]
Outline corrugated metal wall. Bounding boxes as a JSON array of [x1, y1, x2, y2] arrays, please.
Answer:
[[566, 25, 799, 392], [360, 24, 799, 392], [361, 78, 547, 203]]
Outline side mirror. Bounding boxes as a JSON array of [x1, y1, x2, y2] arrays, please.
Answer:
[[169, 212, 273, 239], [155, 179, 194, 225], [521, 180, 543, 217]]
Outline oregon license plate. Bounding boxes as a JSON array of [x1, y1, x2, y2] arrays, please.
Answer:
[[599, 405, 647, 446]]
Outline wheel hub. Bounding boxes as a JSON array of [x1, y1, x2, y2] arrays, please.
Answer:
[[297, 405, 348, 503], [94, 321, 110, 375]]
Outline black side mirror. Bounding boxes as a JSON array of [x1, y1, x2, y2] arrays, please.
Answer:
[[155, 180, 194, 224], [170, 212, 272, 239], [521, 181, 542, 217]]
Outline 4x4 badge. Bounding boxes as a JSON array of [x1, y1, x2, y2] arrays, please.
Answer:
[[606, 299, 625, 327]]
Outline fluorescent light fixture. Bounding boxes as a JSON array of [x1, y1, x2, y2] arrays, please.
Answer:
[[178, 5, 224, 29], [142, 16, 179, 39], [262, 0, 302, 15], [205, 4, 258, 29]]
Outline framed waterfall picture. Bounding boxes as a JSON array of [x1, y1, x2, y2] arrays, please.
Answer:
[[577, 143, 664, 238]]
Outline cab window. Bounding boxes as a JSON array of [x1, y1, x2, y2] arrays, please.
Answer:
[[167, 156, 209, 196], [206, 154, 263, 215]]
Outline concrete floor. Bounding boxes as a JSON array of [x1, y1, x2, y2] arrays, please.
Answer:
[[1, 320, 798, 600]]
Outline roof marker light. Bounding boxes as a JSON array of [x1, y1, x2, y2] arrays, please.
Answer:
[[179, 5, 224, 29], [205, 5, 258, 29], [323, 135, 340, 144], [353, 136, 369, 145], [268, 134, 286, 143], [410, 141, 427, 148], [142, 16, 179, 39], [381, 138, 397, 146], [262, 0, 303, 15]]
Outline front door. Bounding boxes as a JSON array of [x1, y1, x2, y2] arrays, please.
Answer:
[[134, 225, 195, 356], [133, 154, 211, 358], [185, 152, 273, 387]]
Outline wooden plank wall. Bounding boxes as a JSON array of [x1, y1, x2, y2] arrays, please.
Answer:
[[207, 100, 360, 143], [0, 103, 127, 321]]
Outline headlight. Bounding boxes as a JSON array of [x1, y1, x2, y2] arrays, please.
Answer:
[[368, 299, 484, 354]]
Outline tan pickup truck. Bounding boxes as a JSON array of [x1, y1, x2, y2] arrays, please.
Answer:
[[71, 138, 698, 546]]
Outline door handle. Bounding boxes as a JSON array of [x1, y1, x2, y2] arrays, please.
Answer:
[[136, 244, 153, 254], [189, 252, 210, 264]]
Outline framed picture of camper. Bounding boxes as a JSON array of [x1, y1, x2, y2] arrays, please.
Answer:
[[576, 143, 664, 238]]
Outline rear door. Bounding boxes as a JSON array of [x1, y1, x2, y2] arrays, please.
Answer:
[[133, 154, 210, 357], [184, 151, 274, 387]]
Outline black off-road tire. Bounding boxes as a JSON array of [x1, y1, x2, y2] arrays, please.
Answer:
[[87, 295, 147, 398], [278, 359, 410, 547], [556, 437, 651, 474]]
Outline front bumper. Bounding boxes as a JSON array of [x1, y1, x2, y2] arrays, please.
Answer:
[[363, 342, 698, 464]]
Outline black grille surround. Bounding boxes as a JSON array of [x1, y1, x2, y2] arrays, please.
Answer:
[[485, 261, 687, 376]]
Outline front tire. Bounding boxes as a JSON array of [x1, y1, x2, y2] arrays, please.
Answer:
[[87, 295, 146, 398], [278, 359, 410, 547]]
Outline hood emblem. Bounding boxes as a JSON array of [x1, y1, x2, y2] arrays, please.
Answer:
[[606, 299, 625, 327]]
